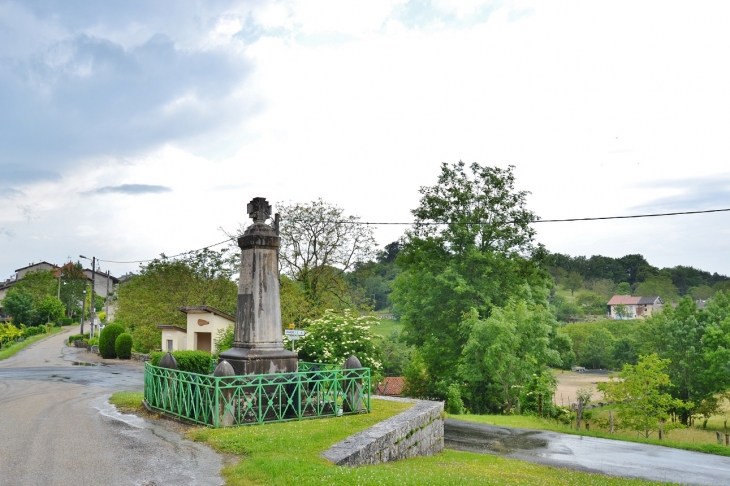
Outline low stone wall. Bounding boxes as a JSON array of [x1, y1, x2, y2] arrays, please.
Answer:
[[131, 352, 150, 362], [321, 396, 444, 467]]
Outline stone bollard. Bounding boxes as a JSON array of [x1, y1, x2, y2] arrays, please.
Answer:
[[342, 355, 363, 413], [213, 360, 237, 427], [159, 352, 178, 410]]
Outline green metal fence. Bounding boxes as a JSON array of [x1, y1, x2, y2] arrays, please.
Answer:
[[144, 362, 370, 428]]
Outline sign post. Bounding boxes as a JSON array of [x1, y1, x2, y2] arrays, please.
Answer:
[[284, 329, 306, 352]]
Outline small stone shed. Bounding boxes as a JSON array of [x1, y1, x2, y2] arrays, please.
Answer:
[[156, 306, 234, 353]]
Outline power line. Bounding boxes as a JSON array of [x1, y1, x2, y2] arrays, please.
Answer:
[[351, 207, 730, 225], [96, 207, 730, 265], [97, 238, 233, 264]]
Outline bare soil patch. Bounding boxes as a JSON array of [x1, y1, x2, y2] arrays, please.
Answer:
[[554, 369, 613, 406]]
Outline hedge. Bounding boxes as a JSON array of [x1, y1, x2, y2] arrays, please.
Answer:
[[114, 333, 133, 359], [99, 324, 125, 359], [58, 318, 74, 326], [150, 350, 212, 375]]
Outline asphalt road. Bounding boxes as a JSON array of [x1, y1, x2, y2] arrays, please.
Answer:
[[0, 326, 223, 486], [445, 419, 730, 485]]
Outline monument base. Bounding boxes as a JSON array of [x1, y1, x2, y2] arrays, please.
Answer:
[[218, 346, 298, 376]]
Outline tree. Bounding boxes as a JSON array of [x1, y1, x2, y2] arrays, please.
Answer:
[[613, 303, 631, 319], [582, 327, 615, 369], [563, 271, 584, 296], [689, 285, 714, 300], [275, 199, 376, 316], [15, 269, 57, 305], [575, 291, 606, 314], [635, 275, 680, 303], [392, 162, 550, 404], [616, 282, 631, 294], [115, 248, 238, 352], [35, 296, 65, 324], [1, 289, 35, 326], [459, 291, 560, 414], [598, 354, 689, 438], [59, 262, 88, 318]]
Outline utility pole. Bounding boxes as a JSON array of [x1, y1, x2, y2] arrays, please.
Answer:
[[105, 270, 110, 324], [80, 255, 96, 338], [80, 284, 87, 335]]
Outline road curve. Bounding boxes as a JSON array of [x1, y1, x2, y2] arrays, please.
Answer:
[[445, 418, 730, 485], [0, 326, 223, 486]]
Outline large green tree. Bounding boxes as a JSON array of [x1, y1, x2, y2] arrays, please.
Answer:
[[59, 262, 88, 318], [1, 288, 35, 326], [598, 354, 688, 438], [392, 162, 551, 403], [635, 275, 680, 303], [115, 248, 238, 352], [459, 288, 559, 414]]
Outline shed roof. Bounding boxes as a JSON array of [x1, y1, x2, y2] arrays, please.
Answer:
[[156, 325, 187, 333], [177, 306, 234, 321], [637, 296, 662, 305]]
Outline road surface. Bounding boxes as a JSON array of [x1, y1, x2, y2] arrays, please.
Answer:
[[445, 418, 730, 485], [0, 326, 223, 486]]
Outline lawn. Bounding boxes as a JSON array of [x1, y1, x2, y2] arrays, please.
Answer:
[[449, 411, 730, 458], [368, 318, 401, 338], [111, 391, 660, 485], [0, 325, 66, 361]]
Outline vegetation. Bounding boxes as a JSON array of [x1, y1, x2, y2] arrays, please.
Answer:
[[0, 325, 63, 361], [150, 350, 212, 374], [99, 323, 125, 359], [392, 162, 553, 410], [293, 309, 383, 373], [114, 333, 134, 359], [598, 354, 690, 438], [114, 248, 238, 352]]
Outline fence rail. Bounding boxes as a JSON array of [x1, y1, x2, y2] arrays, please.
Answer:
[[144, 362, 370, 428]]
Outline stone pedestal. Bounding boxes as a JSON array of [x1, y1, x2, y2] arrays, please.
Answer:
[[219, 197, 298, 376]]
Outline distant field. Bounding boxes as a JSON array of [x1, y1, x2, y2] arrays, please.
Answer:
[[369, 318, 402, 338], [554, 369, 612, 405]]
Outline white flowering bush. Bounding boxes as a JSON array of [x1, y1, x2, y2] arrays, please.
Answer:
[[290, 309, 382, 373]]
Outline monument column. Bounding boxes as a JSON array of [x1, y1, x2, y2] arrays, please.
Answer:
[[219, 197, 298, 375]]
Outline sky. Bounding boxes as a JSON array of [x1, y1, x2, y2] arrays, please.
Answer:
[[1, 0, 729, 281]]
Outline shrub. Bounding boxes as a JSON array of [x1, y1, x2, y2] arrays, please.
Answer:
[[294, 309, 383, 372], [114, 333, 133, 359], [445, 383, 464, 414], [68, 333, 89, 343], [150, 350, 212, 374], [22, 326, 45, 338], [59, 317, 74, 326], [99, 324, 125, 359], [87, 336, 99, 347]]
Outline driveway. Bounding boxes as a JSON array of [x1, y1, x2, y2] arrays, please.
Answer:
[[445, 418, 730, 485], [0, 326, 224, 486]]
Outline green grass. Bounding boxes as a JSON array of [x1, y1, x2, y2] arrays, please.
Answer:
[[0, 326, 65, 361], [109, 391, 664, 484], [369, 318, 402, 338], [449, 413, 730, 458], [109, 391, 145, 413], [185, 399, 657, 485]]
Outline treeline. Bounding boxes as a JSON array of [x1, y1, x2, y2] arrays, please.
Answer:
[[549, 253, 730, 300]]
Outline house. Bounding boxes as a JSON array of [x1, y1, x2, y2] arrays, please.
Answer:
[[607, 295, 663, 319], [157, 306, 234, 353]]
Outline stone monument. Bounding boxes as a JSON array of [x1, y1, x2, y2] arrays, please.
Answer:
[[218, 197, 298, 375]]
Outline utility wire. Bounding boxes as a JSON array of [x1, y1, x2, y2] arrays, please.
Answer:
[[96, 207, 730, 265]]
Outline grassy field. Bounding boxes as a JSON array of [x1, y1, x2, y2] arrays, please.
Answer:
[[449, 412, 730, 458], [110, 391, 660, 485], [369, 318, 402, 338], [0, 325, 66, 361]]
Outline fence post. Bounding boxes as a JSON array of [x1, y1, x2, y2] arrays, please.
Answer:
[[717, 432, 723, 445], [659, 420, 664, 440], [609, 410, 614, 434], [213, 360, 236, 427]]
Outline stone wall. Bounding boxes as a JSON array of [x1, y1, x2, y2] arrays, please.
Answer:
[[320, 396, 444, 467]]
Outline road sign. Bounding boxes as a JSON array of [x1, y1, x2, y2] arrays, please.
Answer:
[[285, 329, 306, 337]]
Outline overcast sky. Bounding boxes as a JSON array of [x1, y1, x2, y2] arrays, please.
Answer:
[[2, 0, 729, 281]]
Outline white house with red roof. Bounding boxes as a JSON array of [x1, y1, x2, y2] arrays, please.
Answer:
[[607, 295, 663, 319]]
